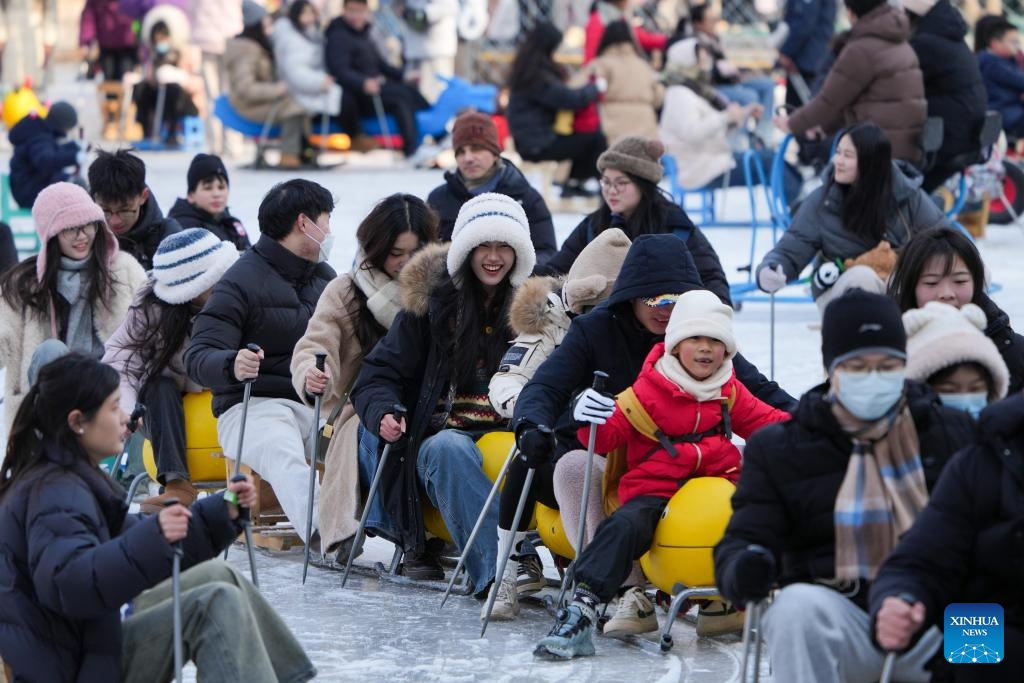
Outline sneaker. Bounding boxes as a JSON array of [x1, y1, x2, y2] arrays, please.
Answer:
[[516, 553, 545, 597], [401, 538, 445, 580], [695, 599, 745, 637], [140, 479, 197, 514], [482, 572, 519, 621], [602, 587, 658, 636], [534, 605, 597, 660]]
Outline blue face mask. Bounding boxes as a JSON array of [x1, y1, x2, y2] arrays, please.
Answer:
[[834, 369, 906, 421], [939, 392, 987, 420], [154, 42, 171, 55]]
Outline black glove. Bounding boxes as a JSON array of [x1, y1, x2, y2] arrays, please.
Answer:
[[403, 7, 429, 31], [517, 425, 555, 468], [730, 544, 776, 605]]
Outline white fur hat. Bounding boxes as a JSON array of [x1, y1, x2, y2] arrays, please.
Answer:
[[447, 192, 536, 287], [152, 228, 238, 304], [665, 289, 737, 357], [904, 301, 1009, 401]]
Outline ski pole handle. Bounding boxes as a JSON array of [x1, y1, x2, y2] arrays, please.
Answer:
[[229, 474, 251, 523], [162, 497, 184, 553], [128, 403, 147, 433], [311, 352, 327, 396], [591, 370, 609, 393]]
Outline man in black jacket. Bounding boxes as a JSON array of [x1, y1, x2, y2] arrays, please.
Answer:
[[168, 153, 251, 251], [905, 0, 988, 192], [714, 290, 977, 683], [871, 391, 1024, 683], [88, 149, 181, 270], [427, 111, 557, 266], [185, 179, 336, 545], [325, 0, 429, 157]]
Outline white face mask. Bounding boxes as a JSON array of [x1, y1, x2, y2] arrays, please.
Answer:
[[302, 215, 333, 263], [834, 369, 906, 421]]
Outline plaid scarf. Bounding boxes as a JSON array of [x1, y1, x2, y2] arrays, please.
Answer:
[[833, 404, 929, 582]]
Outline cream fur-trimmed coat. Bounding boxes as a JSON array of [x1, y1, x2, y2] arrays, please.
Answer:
[[0, 252, 147, 429]]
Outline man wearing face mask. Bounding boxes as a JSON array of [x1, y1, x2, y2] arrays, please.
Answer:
[[714, 289, 977, 683], [186, 180, 336, 546]]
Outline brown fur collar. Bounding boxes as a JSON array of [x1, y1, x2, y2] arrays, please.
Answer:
[[508, 275, 561, 336], [399, 243, 450, 316]]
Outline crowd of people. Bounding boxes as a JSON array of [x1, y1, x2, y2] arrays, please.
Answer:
[[2, 0, 1024, 681]]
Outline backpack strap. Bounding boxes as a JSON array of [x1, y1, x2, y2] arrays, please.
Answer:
[[615, 386, 660, 443], [617, 385, 736, 462]]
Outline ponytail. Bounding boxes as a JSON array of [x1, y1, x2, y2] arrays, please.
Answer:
[[0, 384, 44, 499]]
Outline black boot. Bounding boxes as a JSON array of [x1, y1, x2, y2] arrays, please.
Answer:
[[401, 537, 445, 580]]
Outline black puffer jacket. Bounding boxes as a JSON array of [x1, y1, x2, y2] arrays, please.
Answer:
[[0, 441, 240, 682], [427, 160, 557, 266], [168, 197, 251, 251], [869, 392, 1024, 681], [324, 17, 403, 93], [114, 191, 182, 271], [513, 233, 795, 456], [980, 294, 1024, 395], [8, 116, 78, 209], [507, 76, 599, 157], [715, 381, 977, 610], [185, 235, 335, 416], [539, 201, 732, 306], [909, 0, 986, 169]]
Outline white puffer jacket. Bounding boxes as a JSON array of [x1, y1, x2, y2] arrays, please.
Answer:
[[272, 18, 342, 116]]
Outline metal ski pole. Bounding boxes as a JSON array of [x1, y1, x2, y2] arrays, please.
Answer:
[[372, 93, 393, 151], [879, 652, 897, 683], [162, 498, 185, 683], [341, 403, 408, 588], [225, 343, 261, 589], [440, 442, 519, 608], [480, 465, 537, 637], [302, 352, 328, 584], [769, 292, 776, 381], [740, 600, 763, 682], [553, 370, 608, 610]]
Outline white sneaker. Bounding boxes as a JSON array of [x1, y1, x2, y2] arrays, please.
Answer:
[[602, 587, 658, 636], [482, 572, 519, 621]]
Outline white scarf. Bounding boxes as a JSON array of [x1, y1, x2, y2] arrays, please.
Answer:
[[352, 258, 402, 330], [654, 352, 734, 402]]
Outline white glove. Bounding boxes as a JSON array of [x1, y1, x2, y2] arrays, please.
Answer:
[[757, 264, 788, 294], [594, 77, 608, 94], [573, 388, 616, 425], [75, 149, 89, 168]]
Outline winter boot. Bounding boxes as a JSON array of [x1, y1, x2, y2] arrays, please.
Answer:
[[534, 602, 597, 660], [401, 537, 445, 580], [140, 479, 197, 514], [602, 586, 658, 636], [695, 599, 745, 637]]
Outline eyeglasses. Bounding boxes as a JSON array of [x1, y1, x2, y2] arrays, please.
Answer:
[[600, 177, 633, 194], [98, 204, 141, 223], [61, 224, 98, 238]]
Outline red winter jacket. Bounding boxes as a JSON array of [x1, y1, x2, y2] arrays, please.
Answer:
[[577, 343, 790, 505]]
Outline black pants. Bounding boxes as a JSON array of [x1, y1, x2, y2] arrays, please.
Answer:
[[139, 376, 188, 484], [0, 222, 16, 275], [522, 132, 607, 182], [499, 455, 557, 531], [574, 495, 667, 602], [784, 68, 817, 110], [99, 47, 138, 81], [134, 81, 198, 139], [342, 82, 429, 156], [922, 159, 968, 195]]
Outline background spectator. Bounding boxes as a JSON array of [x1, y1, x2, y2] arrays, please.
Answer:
[[976, 16, 1024, 140], [8, 102, 86, 209], [135, 5, 203, 145], [80, 0, 138, 82], [778, 0, 837, 109], [398, 0, 459, 103], [0, 0, 57, 88], [188, 0, 244, 155]]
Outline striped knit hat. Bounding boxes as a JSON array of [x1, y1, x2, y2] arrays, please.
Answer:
[[447, 192, 536, 287], [152, 228, 238, 304]]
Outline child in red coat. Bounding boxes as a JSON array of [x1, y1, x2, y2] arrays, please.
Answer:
[[536, 289, 789, 660]]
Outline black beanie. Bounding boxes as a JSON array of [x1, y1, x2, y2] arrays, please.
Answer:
[[187, 153, 229, 192], [821, 289, 907, 372], [844, 0, 887, 18], [46, 101, 78, 133]]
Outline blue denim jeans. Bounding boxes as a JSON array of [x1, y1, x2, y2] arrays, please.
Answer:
[[716, 76, 777, 139], [357, 425, 402, 544]]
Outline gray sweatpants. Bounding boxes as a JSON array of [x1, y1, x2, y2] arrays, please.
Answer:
[[123, 559, 315, 683], [762, 583, 941, 683]]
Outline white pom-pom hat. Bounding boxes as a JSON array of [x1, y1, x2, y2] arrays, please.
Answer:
[[152, 228, 239, 304], [447, 192, 536, 287]]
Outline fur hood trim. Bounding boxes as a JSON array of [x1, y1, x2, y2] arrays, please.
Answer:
[[509, 276, 562, 336], [400, 243, 450, 316]]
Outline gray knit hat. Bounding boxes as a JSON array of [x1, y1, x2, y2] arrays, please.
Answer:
[[597, 135, 665, 183], [562, 228, 631, 314], [242, 0, 267, 27]]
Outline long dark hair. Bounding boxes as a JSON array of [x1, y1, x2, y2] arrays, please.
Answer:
[[433, 257, 515, 391], [597, 19, 640, 57], [825, 123, 893, 243], [119, 282, 194, 387], [508, 22, 567, 93], [239, 18, 273, 56], [351, 194, 439, 352], [0, 224, 116, 320], [591, 173, 674, 238], [887, 227, 987, 312], [0, 354, 120, 500]]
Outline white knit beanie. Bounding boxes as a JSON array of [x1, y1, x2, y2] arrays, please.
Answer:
[[152, 228, 239, 304], [904, 301, 1009, 401], [665, 289, 737, 357], [447, 192, 536, 287]]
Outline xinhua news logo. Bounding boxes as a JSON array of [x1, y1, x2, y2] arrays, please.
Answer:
[[944, 603, 1004, 664]]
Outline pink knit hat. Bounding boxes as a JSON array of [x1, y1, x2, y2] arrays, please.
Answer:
[[32, 182, 117, 282]]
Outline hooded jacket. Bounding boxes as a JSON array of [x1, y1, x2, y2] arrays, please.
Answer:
[[714, 381, 977, 611], [512, 233, 796, 455], [168, 197, 251, 251], [869, 392, 1024, 658], [184, 235, 336, 417], [908, 1, 986, 170], [427, 159, 557, 265], [583, 342, 790, 505], [757, 161, 950, 299], [113, 191, 183, 271], [788, 2, 927, 162], [0, 441, 240, 682], [8, 116, 78, 209], [540, 201, 732, 306]]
